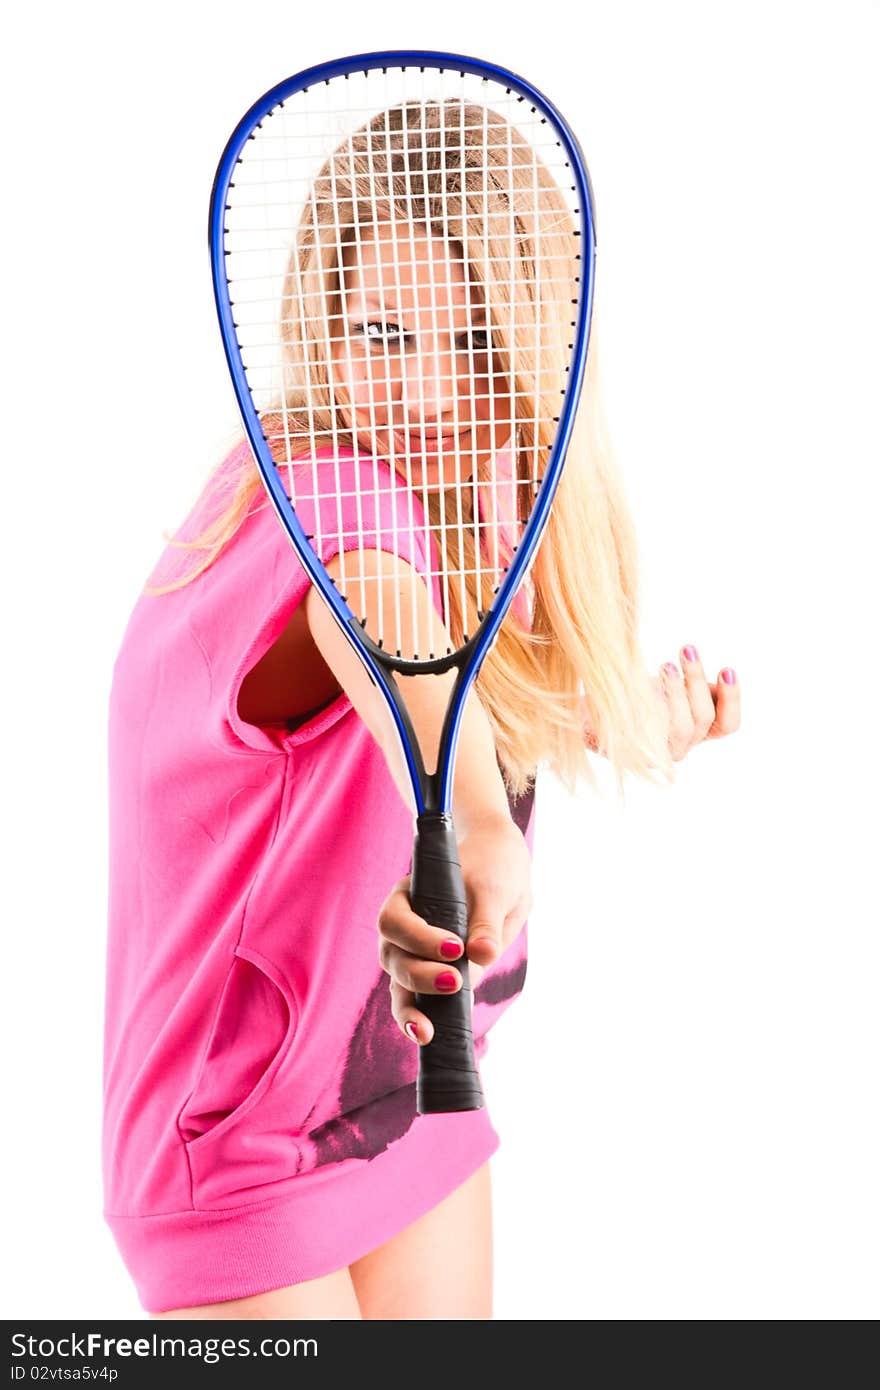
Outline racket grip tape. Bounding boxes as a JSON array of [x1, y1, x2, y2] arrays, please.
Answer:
[[410, 812, 484, 1115]]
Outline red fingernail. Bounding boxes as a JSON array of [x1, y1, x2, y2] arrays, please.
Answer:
[[721, 668, 737, 684], [440, 939, 462, 959], [435, 972, 458, 992], [405, 1022, 419, 1043], [683, 645, 698, 663]]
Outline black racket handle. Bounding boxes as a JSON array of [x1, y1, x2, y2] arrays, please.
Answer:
[[410, 812, 484, 1114]]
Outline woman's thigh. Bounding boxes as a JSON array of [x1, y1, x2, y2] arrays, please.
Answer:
[[348, 1160, 493, 1320], [151, 1267, 362, 1320]]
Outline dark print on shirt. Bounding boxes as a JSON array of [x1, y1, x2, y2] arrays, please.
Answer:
[[506, 777, 535, 836], [301, 955, 527, 1169]]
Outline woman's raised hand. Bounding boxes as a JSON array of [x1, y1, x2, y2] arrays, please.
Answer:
[[654, 645, 741, 761]]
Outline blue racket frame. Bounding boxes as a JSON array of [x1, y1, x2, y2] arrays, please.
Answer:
[[209, 49, 597, 816]]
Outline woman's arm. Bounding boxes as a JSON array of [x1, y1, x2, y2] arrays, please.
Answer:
[[305, 550, 511, 835], [306, 552, 531, 1045]]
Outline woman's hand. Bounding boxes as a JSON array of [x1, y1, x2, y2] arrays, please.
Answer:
[[652, 645, 740, 761], [582, 646, 740, 763], [377, 811, 532, 1045]]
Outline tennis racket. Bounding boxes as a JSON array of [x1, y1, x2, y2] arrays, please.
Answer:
[[209, 50, 596, 1114]]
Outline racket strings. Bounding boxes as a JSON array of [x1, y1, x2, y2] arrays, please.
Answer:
[[223, 67, 579, 661]]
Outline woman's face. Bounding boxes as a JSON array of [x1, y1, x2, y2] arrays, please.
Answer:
[[329, 221, 511, 491]]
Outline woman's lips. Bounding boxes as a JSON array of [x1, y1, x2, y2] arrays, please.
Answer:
[[392, 428, 468, 457]]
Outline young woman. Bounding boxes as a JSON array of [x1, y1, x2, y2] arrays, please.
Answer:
[[102, 98, 740, 1320]]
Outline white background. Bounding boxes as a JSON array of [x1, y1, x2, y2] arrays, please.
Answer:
[[2, 0, 877, 1321]]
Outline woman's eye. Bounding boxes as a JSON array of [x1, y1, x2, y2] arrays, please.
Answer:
[[457, 330, 490, 353], [357, 320, 405, 347]]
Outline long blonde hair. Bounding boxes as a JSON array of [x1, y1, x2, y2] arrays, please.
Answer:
[[150, 100, 673, 798]]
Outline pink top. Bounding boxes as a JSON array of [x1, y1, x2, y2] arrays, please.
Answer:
[[102, 443, 532, 1311]]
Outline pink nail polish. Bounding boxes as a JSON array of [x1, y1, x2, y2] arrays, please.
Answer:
[[663, 662, 680, 678], [440, 939, 462, 959], [721, 668, 737, 685], [683, 645, 698, 663], [435, 971, 458, 992], [405, 1022, 419, 1043]]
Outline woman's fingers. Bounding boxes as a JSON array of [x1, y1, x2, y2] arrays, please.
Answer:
[[464, 886, 504, 968], [390, 980, 432, 1045], [380, 940, 470, 995], [707, 666, 740, 737], [377, 877, 466, 968], [387, 955, 486, 1048], [383, 900, 511, 1044], [465, 886, 531, 965], [678, 645, 718, 741], [377, 813, 533, 1048], [377, 876, 484, 1045], [659, 645, 741, 757], [660, 661, 695, 760]]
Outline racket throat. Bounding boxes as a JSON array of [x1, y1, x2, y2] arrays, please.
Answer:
[[377, 651, 471, 817]]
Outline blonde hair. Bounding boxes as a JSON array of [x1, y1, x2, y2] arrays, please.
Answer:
[[150, 101, 673, 799]]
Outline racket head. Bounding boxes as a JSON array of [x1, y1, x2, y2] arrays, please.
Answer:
[[210, 50, 596, 810]]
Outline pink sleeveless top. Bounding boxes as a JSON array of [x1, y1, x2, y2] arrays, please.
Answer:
[[102, 442, 533, 1311]]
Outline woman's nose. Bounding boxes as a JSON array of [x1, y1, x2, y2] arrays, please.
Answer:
[[402, 338, 457, 423]]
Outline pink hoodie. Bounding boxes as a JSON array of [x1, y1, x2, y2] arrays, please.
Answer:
[[102, 443, 533, 1311]]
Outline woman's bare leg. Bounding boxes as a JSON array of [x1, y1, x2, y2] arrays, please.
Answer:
[[152, 1162, 492, 1320], [348, 1160, 493, 1320], [151, 1267, 362, 1320]]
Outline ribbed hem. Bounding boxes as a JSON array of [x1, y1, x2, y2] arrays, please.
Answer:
[[105, 1105, 500, 1313]]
